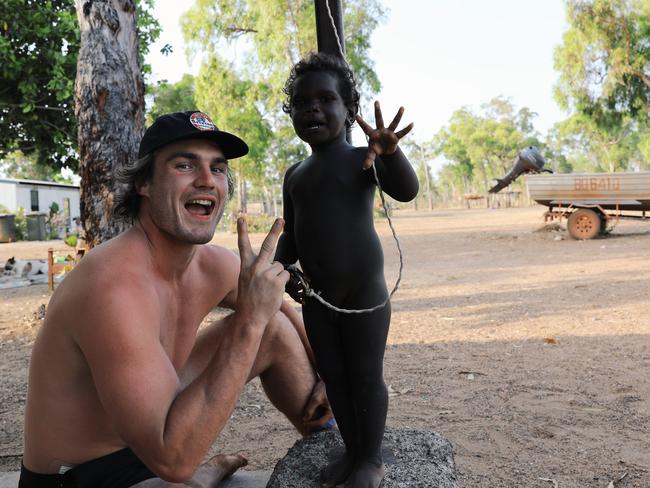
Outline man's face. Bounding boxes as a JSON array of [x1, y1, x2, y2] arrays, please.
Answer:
[[138, 138, 229, 244], [290, 71, 349, 146]]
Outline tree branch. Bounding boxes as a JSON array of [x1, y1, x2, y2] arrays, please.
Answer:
[[224, 25, 258, 36], [0, 103, 70, 113]]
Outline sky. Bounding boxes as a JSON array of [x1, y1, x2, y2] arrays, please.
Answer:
[[146, 0, 570, 169]]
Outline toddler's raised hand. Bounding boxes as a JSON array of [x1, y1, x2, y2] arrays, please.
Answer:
[[356, 101, 414, 170]]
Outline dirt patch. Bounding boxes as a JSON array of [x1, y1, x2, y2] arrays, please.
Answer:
[[1, 207, 649, 486]]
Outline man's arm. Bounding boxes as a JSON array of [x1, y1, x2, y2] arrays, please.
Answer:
[[74, 219, 288, 483]]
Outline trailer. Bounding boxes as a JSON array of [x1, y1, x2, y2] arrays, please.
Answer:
[[525, 172, 650, 239]]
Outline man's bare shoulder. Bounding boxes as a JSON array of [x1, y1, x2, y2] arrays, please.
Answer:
[[69, 230, 152, 291], [47, 230, 157, 330], [196, 243, 239, 274]]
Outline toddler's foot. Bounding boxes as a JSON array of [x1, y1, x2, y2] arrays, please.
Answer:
[[343, 459, 385, 488], [320, 450, 355, 487]]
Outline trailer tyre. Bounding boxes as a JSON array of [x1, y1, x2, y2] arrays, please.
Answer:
[[567, 209, 602, 240]]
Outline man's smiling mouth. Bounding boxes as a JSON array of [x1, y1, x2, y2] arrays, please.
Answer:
[[185, 199, 215, 216]]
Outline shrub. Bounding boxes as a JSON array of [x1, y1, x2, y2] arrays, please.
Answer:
[[14, 208, 27, 240], [228, 213, 277, 234]]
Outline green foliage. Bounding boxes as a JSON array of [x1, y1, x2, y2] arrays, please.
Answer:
[[228, 213, 276, 233], [0, 0, 79, 171], [545, 114, 642, 173], [554, 0, 650, 125], [64, 233, 78, 247], [46, 202, 64, 239], [553, 0, 650, 171], [14, 207, 27, 240], [146, 74, 197, 124], [0, 150, 73, 182], [433, 97, 542, 200], [0, 0, 161, 174], [0, 204, 10, 214]]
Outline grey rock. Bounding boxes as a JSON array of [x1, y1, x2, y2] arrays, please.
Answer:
[[267, 429, 458, 488]]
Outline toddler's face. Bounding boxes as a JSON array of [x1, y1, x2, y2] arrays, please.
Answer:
[[290, 71, 348, 146]]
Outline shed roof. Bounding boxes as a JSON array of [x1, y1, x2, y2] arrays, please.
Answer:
[[0, 177, 79, 190]]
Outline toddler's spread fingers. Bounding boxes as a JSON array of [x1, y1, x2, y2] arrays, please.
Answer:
[[355, 114, 373, 135], [374, 100, 384, 129], [395, 122, 414, 139], [388, 106, 404, 132]]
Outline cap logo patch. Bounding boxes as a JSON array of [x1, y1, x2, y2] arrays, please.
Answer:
[[189, 112, 216, 131]]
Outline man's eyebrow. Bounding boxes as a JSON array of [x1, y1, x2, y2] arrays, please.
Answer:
[[165, 152, 228, 164]]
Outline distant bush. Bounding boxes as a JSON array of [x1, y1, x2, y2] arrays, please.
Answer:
[[14, 208, 27, 240], [228, 213, 277, 234]]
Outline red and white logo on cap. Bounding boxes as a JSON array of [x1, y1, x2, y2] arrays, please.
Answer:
[[189, 112, 216, 131]]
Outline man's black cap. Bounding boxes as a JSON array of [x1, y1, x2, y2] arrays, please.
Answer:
[[138, 110, 249, 159]]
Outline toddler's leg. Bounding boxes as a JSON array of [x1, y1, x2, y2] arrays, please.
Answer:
[[303, 301, 357, 487], [340, 293, 391, 488]]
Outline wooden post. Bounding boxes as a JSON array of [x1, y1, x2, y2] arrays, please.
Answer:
[[314, 0, 352, 143], [47, 248, 54, 292]]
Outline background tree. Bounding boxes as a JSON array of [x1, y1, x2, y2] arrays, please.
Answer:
[[74, 0, 159, 246], [0, 150, 73, 183], [0, 1, 79, 172], [0, 0, 160, 178], [433, 98, 542, 204], [554, 0, 650, 172], [146, 73, 196, 124], [402, 139, 435, 211]]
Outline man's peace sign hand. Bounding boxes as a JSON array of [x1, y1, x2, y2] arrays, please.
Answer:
[[236, 217, 289, 327], [356, 101, 414, 170]]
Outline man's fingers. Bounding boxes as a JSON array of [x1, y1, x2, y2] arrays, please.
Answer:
[[303, 414, 335, 431], [301, 392, 322, 422], [236, 217, 254, 267], [395, 122, 414, 139], [388, 107, 404, 132], [257, 218, 284, 263], [355, 114, 373, 135], [374, 100, 384, 129]]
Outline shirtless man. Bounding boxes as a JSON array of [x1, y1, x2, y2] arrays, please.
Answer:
[[20, 111, 332, 487]]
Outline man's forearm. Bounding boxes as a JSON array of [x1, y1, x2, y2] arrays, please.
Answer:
[[144, 313, 266, 482]]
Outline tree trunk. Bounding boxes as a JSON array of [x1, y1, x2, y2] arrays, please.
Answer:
[[74, 0, 144, 247]]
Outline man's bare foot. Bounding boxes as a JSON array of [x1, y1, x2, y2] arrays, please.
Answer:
[[130, 453, 248, 488], [343, 459, 385, 488], [192, 453, 248, 487], [320, 451, 355, 487]]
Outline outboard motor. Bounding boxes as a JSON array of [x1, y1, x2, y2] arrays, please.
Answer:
[[488, 146, 550, 193]]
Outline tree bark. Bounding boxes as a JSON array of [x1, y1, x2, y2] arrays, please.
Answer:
[[74, 0, 144, 246]]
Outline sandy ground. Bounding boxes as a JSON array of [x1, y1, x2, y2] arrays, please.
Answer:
[[0, 206, 649, 487]]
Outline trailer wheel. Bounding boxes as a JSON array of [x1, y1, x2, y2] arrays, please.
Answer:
[[567, 209, 602, 240]]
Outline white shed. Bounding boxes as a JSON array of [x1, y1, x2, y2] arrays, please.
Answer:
[[0, 178, 81, 229]]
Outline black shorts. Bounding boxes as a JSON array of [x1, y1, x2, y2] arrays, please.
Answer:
[[19, 448, 156, 488]]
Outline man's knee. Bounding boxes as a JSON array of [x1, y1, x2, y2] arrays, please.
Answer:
[[262, 311, 301, 350]]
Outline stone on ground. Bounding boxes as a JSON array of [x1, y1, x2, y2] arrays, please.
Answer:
[[267, 429, 458, 487]]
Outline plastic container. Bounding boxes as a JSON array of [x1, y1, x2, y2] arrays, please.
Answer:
[[26, 213, 47, 241], [0, 214, 16, 242]]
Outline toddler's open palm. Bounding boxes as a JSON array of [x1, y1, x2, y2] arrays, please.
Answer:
[[356, 101, 414, 170]]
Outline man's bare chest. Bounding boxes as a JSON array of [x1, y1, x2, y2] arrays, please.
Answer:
[[158, 289, 223, 369]]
